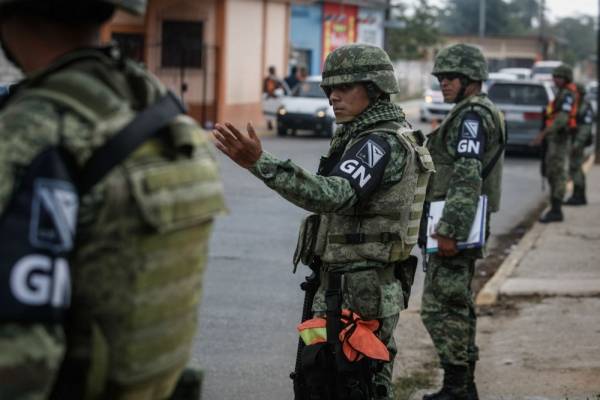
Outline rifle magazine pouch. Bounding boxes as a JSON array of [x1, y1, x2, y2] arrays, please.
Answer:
[[293, 214, 321, 270]]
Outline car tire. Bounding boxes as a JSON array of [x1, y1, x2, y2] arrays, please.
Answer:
[[420, 116, 427, 123]]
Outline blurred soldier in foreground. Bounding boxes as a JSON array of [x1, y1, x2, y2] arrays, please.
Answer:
[[213, 44, 433, 399], [0, 1, 225, 399], [565, 83, 594, 206], [532, 64, 579, 222], [421, 44, 506, 400]]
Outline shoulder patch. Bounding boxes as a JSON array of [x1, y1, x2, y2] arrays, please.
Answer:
[[356, 139, 386, 168], [561, 93, 574, 113], [329, 134, 391, 200], [456, 111, 486, 160]]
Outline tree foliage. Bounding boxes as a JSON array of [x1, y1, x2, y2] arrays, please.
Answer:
[[439, 0, 541, 36], [386, 0, 442, 60], [550, 15, 597, 65]]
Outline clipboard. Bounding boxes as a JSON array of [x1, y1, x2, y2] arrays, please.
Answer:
[[425, 195, 487, 254]]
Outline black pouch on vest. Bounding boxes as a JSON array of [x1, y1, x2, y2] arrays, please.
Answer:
[[0, 147, 78, 323], [394, 255, 418, 308]]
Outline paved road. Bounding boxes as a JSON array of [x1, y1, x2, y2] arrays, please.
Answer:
[[192, 102, 547, 400]]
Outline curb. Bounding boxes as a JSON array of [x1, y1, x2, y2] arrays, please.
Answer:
[[476, 154, 596, 306], [475, 223, 545, 306]]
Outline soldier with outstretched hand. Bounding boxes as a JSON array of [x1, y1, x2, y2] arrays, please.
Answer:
[[420, 44, 506, 400], [214, 44, 434, 400], [532, 64, 579, 222], [0, 1, 225, 399]]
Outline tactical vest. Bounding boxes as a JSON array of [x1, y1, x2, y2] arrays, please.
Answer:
[[545, 83, 580, 131], [4, 49, 226, 393], [425, 93, 506, 212], [314, 121, 434, 264]]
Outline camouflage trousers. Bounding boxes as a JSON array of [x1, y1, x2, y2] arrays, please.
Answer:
[[545, 137, 570, 201], [0, 323, 65, 400], [421, 254, 478, 366], [568, 146, 586, 191]]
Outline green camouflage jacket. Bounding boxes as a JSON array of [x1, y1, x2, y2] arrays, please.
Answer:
[[426, 93, 505, 243]]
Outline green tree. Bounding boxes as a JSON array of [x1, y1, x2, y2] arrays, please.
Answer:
[[386, 0, 442, 60], [439, 0, 540, 36], [551, 15, 596, 65]]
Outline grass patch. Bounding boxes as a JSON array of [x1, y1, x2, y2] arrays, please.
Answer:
[[393, 366, 437, 400]]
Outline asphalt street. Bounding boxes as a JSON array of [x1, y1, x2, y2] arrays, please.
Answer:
[[192, 101, 547, 400]]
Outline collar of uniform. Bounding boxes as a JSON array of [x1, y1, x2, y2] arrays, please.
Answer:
[[330, 100, 405, 153]]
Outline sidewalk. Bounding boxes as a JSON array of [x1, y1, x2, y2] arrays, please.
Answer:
[[475, 164, 600, 399]]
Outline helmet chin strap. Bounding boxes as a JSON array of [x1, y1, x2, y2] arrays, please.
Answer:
[[454, 77, 470, 103], [0, 35, 22, 71]]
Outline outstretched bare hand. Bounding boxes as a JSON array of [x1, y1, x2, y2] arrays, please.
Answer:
[[213, 122, 263, 168]]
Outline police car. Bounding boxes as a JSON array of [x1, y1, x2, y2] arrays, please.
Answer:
[[276, 76, 337, 137]]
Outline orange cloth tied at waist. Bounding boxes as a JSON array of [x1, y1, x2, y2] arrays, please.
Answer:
[[297, 309, 390, 362]]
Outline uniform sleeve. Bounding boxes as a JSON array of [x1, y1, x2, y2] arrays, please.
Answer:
[[0, 100, 61, 215], [250, 151, 359, 213], [249, 133, 404, 213], [547, 91, 574, 136], [436, 110, 487, 241]]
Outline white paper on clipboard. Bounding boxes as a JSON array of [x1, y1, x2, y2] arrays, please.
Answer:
[[426, 195, 487, 254]]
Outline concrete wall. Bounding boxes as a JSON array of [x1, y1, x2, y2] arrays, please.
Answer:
[[219, 0, 289, 128]]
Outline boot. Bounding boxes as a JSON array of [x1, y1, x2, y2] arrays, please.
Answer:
[[564, 185, 587, 206], [169, 368, 203, 400], [423, 364, 468, 400], [539, 198, 563, 223], [466, 361, 479, 400]]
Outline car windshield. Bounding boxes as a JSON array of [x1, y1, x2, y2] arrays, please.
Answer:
[[293, 81, 327, 98], [488, 83, 548, 106], [532, 66, 555, 75], [430, 80, 441, 91]]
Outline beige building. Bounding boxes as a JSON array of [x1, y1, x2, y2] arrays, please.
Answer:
[[437, 35, 558, 71], [105, 0, 291, 128]]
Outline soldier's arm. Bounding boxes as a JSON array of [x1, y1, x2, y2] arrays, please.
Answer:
[[436, 110, 487, 241], [250, 133, 406, 213]]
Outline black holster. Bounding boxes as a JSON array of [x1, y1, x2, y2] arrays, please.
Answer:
[[394, 255, 418, 309]]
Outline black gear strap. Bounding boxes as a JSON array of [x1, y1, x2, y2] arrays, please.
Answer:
[[78, 91, 185, 195]]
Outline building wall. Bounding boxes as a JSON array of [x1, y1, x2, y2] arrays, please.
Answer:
[[264, 2, 289, 82], [219, 0, 289, 128], [290, 4, 323, 75]]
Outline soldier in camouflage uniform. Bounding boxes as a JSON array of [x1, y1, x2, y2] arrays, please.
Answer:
[[532, 64, 579, 222], [214, 44, 434, 399], [0, 1, 225, 399], [565, 83, 594, 206], [421, 44, 506, 400]]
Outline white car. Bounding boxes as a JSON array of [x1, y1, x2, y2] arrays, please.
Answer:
[[531, 60, 562, 82], [276, 76, 337, 137], [498, 67, 531, 80], [419, 80, 453, 122]]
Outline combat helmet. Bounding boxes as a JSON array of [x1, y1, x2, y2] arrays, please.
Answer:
[[0, 0, 146, 15], [552, 64, 573, 82], [321, 44, 399, 94], [432, 44, 489, 81]]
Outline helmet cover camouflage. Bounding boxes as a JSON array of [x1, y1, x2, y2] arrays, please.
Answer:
[[552, 64, 573, 82], [321, 44, 399, 94], [432, 44, 489, 81], [0, 0, 146, 15]]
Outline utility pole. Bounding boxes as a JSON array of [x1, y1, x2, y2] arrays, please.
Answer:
[[596, 0, 600, 163], [539, 0, 547, 59], [479, 0, 486, 37]]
